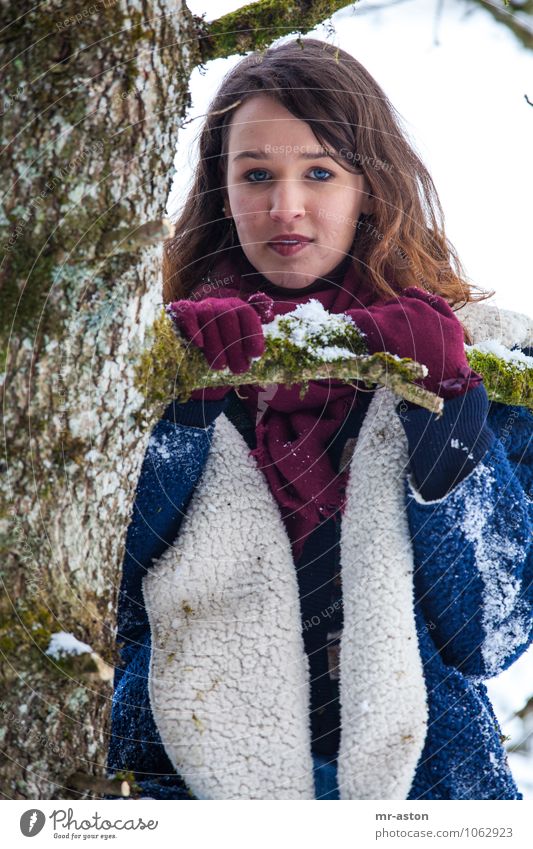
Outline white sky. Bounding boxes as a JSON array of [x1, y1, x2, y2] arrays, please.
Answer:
[[168, 0, 533, 315]]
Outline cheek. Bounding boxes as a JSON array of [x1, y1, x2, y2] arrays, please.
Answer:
[[321, 187, 358, 216], [229, 186, 264, 221], [317, 218, 342, 245], [315, 216, 355, 254], [234, 204, 264, 234]]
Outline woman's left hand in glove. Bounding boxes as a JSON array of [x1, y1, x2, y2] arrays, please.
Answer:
[[345, 286, 482, 399]]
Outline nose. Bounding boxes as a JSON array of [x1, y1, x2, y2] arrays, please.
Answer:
[[268, 178, 306, 223]]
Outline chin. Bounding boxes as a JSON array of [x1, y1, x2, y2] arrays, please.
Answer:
[[266, 272, 315, 289], [253, 258, 313, 288]]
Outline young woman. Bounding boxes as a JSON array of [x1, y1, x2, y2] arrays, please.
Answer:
[[107, 38, 533, 800]]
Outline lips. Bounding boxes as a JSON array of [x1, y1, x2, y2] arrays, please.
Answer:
[[268, 238, 313, 257], [268, 233, 313, 245]]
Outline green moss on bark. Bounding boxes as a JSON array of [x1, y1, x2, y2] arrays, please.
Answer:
[[0, 602, 56, 657], [199, 0, 351, 60], [466, 349, 533, 409]]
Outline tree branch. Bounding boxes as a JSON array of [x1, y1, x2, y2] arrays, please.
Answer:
[[134, 307, 533, 428], [195, 0, 357, 62], [465, 344, 533, 408], [465, 0, 533, 51], [134, 308, 443, 421]]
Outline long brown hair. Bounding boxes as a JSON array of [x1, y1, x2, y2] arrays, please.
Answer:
[[162, 37, 492, 326]]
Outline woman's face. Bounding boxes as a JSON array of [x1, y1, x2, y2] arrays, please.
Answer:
[[223, 94, 373, 289]]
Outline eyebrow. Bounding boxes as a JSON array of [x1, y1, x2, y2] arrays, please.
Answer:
[[232, 149, 333, 162]]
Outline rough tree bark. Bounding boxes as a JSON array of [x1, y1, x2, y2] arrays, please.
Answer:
[[0, 0, 349, 801], [0, 0, 200, 801]]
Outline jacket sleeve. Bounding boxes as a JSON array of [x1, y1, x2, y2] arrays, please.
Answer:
[[107, 396, 230, 799], [405, 394, 532, 681]]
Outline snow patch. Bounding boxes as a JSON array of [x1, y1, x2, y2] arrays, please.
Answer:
[[263, 299, 364, 360], [148, 431, 172, 459], [46, 631, 92, 659], [458, 464, 530, 676], [451, 437, 474, 460]]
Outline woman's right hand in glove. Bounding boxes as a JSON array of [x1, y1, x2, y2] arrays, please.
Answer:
[[165, 293, 274, 400], [166, 295, 270, 373]]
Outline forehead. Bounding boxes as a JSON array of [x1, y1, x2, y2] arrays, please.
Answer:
[[226, 95, 322, 153]]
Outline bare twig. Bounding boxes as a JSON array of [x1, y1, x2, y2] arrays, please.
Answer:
[[67, 772, 131, 798]]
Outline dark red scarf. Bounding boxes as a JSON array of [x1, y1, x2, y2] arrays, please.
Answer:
[[190, 248, 383, 561]]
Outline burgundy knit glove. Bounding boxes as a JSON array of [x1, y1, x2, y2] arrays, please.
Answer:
[[166, 293, 274, 400], [346, 287, 482, 399]]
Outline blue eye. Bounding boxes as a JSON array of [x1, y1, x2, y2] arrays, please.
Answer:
[[244, 167, 334, 183], [309, 167, 333, 181], [245, 169, 270, 182]]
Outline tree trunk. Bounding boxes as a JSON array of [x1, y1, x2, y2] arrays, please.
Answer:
[[0, 0, 347, 802], [0, 0, 200, 800]]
